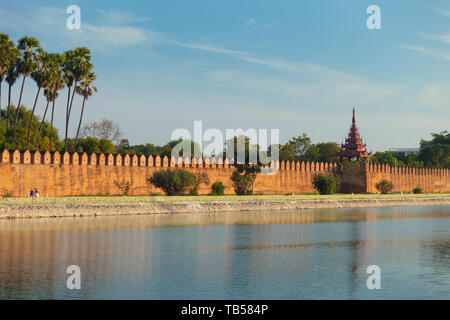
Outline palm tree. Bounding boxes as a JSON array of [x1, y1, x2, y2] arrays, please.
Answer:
[[0, 33, 17, 124], [5, 61, 18, 130], [13, 36, 40, 142], [0, 34, 13, 122], [63, 47, 92, 152], [62, 49, 75, 151], [26, 49, 51, 149], [34, 54, 63, 150], [34, 88, 52, 150], [73, 72, 97, 152]]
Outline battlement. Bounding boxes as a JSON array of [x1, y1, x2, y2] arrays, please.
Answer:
[[0, 149, 448, 197], [0, 149, 342, 172]]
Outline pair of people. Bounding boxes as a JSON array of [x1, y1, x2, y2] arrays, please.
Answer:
[[29, 188, 40, 198]]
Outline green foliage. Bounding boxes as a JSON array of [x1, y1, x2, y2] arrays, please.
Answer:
[[190, 172, 210, 195], [391, 152, 423, 167], [278, 143, 295, 161], [231, 164, 260, 195], [116, 138, 201, 158], [288, 133, 311, 159], [0, 105, 62, 151], [375, 179, 393, 194], [148, 169, 209, 196], [413, 187, 423, 194], [223, 135, 261, 164], [65, 137, 115, 154], [418, 131, 450, 168], [286, 133, 340, 162], [305, 142, 340, 163], [0, 33, 17, 83], [372, 152, 404, 167], [312, 174, 339, 195], [211, 181, 226, 195]]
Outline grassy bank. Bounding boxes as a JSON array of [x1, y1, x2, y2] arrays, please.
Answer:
[[1, 193, 450, 206]]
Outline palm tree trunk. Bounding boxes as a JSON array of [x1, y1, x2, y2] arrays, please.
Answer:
[[68, 80, 77, 117], [34, 100, 50, 150], [13, 75, 26, 141], [72, 96, 86, 152], [50, 99, 55, 152], [64, 81, 77, 152], [6, 83, 12, 130], [26, 86, 41, 149], [63, 85, 72, 152]]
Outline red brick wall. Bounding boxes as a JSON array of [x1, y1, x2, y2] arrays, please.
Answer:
[[365, 163, 450, 193], [0, 150, 337, 197], [1, 150, 448, 197]]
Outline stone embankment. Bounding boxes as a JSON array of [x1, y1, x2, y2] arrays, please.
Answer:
[[1, 197, 449, 219]]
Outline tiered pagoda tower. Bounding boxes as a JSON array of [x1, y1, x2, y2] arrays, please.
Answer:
[[337, 108, 372, 161]]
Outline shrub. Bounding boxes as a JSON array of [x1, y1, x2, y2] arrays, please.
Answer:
[[312, 174, 339, 195], [375, 179, 393, 194], [148, 169, 209, 196], [189, 172, 210, 195], [413, 187, 423, 194], [211, 181, 226, 195], [231, 164, 260, 195]]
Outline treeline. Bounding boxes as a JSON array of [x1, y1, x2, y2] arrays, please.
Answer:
[[0, 33, 96, 152], [1, 104, 448, 169], [370, 131, 449, 169]]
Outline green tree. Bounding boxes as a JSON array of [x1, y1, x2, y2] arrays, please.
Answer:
[[26, 49, 53, 149], [304, 144, 320, 161], [63, 47, 93, 152], [372, 152, 404, 167], [148, 169, 209, 196], [316, 142, 340, 163], [47, 54, 65, 151], [13, 36, 40, 141], [65, 137, 115, 154], [0, 104, 61, 151], [223, 135, 261, 164], [73, 71, 97, 152], [418, 131, 450, 168], [34, 59, 60, 152], [231, 164, 260, 195], [288, 133, 311, 160], [5, 46, 19, 130], [278, 143, 295, 161], [313, 174, 339, 195], [376, 179, 393, 194], [0, 33, 16, 124], [211, 181, 226, 195]]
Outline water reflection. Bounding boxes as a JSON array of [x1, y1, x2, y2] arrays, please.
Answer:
[[0, 206, 449, 299]]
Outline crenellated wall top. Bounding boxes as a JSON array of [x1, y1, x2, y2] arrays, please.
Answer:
[[0, 149, 447, 175]]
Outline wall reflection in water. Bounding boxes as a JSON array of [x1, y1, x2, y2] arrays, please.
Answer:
[[0, 206, 449, 299]]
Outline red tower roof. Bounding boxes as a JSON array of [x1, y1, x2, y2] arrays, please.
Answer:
[[337, 108, 372, 160]]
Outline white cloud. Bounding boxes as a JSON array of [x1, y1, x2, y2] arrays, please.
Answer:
[[95, 9, 150, 25], [245, 18, 261, 27], [244, 17, 277, 28], [398, 44, 450, 61], [0, 4, 156, 51], [417, 83, 450, 109]]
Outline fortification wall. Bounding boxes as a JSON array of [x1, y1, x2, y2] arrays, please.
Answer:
[[0, 150, 336, 197], [0, 150, 448, 196], [365, 163, 450, 193]]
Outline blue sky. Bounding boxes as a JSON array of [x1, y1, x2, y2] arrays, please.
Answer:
[[1, 0, 450, 151]]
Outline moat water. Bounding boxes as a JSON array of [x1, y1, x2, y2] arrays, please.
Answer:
[[0, 206, 449, 299]]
